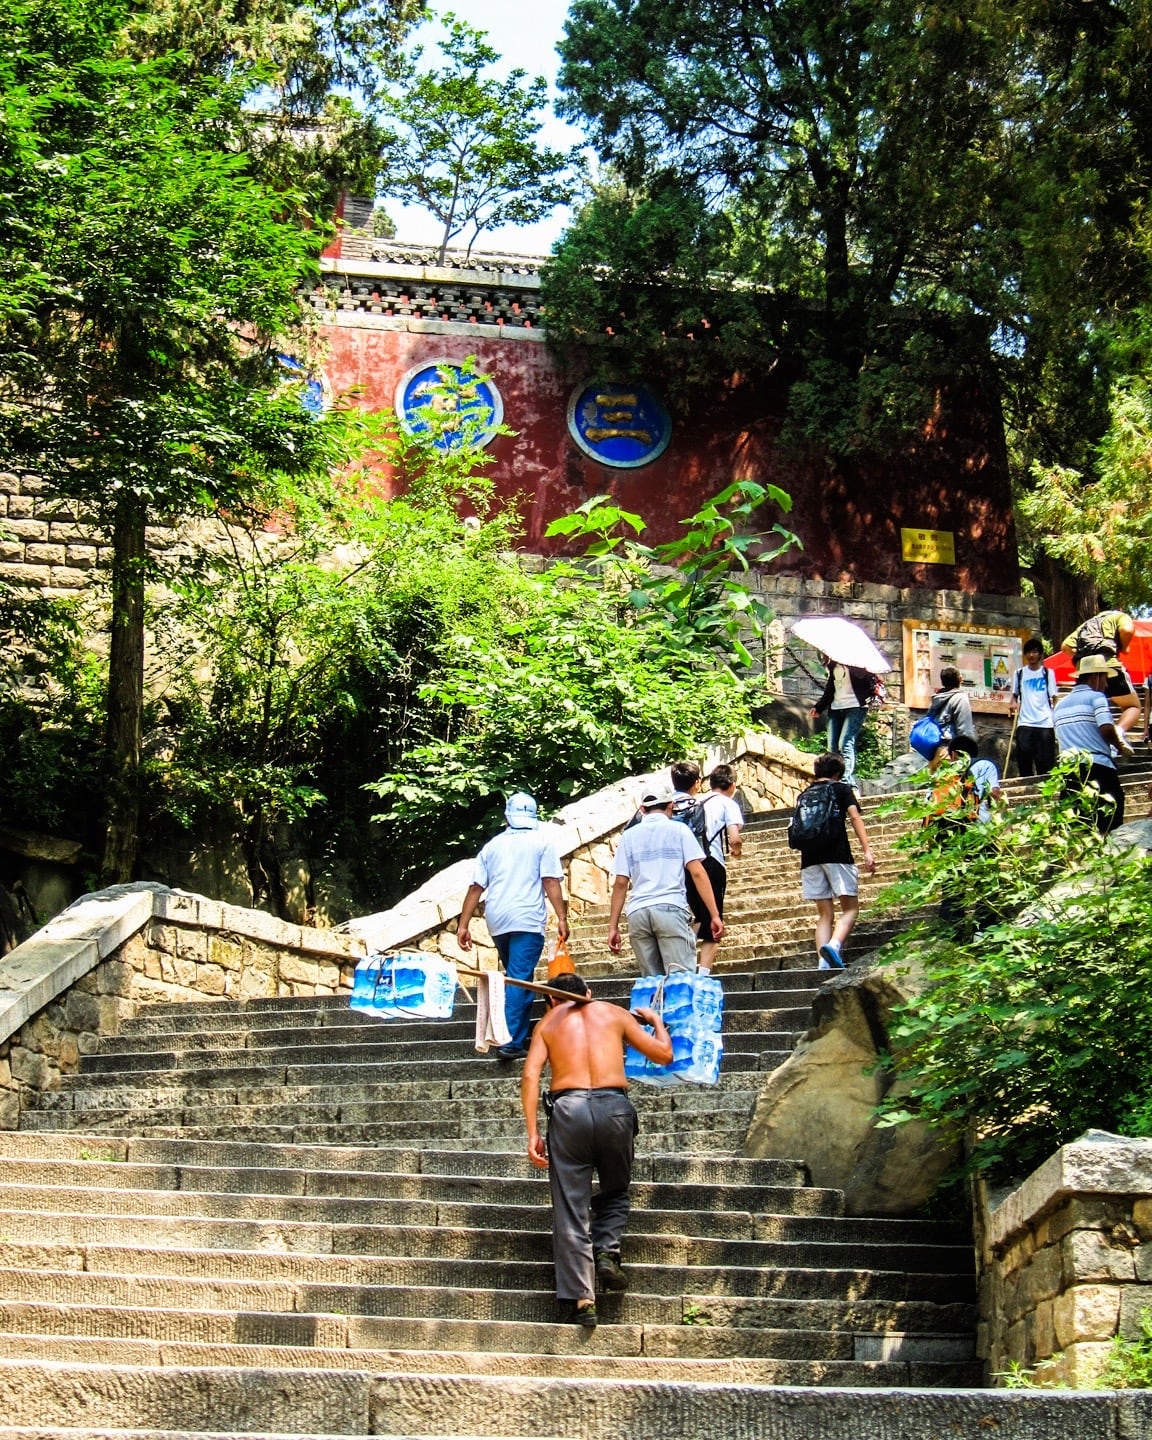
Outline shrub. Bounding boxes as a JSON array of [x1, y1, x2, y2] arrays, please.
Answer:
[[873, 765, 1152, 1182]]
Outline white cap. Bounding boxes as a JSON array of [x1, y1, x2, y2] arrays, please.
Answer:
[[505, 792, 539, 829]]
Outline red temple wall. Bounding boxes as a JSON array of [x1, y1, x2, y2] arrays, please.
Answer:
[[319, 315, 1021, 596]]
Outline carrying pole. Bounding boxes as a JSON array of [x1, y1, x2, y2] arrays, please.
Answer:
[[455, 962, 593, 1005]]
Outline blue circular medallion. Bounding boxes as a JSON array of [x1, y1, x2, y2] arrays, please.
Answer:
[[276, 354, 329, 416], [394, 361, 503, 450], [567, 381, 672, 468]]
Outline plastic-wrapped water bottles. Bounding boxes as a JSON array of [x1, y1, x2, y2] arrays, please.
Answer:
[[624, 973, 725, 1087], [350, 953, 457, 1020]]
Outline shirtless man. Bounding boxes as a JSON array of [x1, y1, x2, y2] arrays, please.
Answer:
[[521, 972, 672, 1328]]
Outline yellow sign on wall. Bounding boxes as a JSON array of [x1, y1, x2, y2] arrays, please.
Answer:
[[901, 527, 956, 564]]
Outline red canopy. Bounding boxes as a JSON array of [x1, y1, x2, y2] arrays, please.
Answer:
[[1044, 618, 1152, 686]]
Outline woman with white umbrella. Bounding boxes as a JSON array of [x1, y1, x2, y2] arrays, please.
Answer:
[[809, 661, 875, 789], [792, 617, 891, 790]]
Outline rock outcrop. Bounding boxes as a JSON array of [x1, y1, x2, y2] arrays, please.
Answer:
[[744, 948, 961, 1216]]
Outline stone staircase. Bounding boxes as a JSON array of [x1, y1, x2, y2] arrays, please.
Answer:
[[1, 764, 1150, 1436]]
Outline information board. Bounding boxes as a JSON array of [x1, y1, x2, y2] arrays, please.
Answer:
[[903, 621, 1034, 713]]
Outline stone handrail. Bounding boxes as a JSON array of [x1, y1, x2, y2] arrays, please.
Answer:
[[0, 882, 363, 1128], [0, 730, 814, 1127]]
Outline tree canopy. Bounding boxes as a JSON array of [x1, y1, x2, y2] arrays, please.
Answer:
[[549, 0, 1152, 621], [0, 0, 387, 880], [379, 14, 576, 260]]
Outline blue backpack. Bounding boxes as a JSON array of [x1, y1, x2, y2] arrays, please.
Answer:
[[909, 715, 945, 759]]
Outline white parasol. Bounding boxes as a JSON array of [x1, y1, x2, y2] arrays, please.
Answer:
[[789, 616, 893, 674]]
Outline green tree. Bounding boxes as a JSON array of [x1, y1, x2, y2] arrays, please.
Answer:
[[380, 14, 576, 260], [552, 0, 1035, 444], [872, 767, 1152, 1181], [0, 0, 367, 883]]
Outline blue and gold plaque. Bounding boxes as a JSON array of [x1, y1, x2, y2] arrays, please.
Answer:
[[394, 361, 503, 450], [566, 381, 672, 468]]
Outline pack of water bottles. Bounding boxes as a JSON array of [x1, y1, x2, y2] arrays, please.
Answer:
[[350, 952, 458, 1020], [624, 973, 724, 1087]]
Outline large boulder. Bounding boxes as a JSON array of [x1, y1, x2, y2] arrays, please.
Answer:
[[743, 948, 961, 1215]]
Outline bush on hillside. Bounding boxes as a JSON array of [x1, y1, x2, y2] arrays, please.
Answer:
[[872, 766, 1152, 1182]]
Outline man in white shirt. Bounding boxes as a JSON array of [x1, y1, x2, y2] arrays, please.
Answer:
[[684, 763, 744, 973], [457, 793, 569, 1060], [1009, 638, 1058, 777], [607, 785, 723, 975]]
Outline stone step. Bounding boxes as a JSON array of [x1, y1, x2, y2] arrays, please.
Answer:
[[1, 1363, 1062, 1436], [108, 989, 824, 1044], [110, 968, 833, 1030], [50, 1054, 769, 1094], [24, 1100, 765, 1132], [0, 1241, 969, 1303], [0, 1334, 983, 1386], [93, 1014, 811, 1058], [0, 1175, 961, 1255], [19, 1118, 770, 1155], [0, 1290, 977, 1341], [35, 1088, 764, 1125], [0, 1134, 810, 1187], [0, 1162, 846, 1219], [0, 1208, 974, 1273]]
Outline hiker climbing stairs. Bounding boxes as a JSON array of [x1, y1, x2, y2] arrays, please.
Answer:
[[0, 966, 979, 1433]]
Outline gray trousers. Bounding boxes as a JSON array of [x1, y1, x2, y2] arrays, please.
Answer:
[[547, 1088, 637, 1302]]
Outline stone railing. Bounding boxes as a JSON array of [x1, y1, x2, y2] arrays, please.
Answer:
[[347, 732, 814, 966], [0, 883, 363, 1128], [978, 1130, 1152, 1385]]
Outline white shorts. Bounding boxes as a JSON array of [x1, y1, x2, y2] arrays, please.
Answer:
[[801, 862, 859, 900]]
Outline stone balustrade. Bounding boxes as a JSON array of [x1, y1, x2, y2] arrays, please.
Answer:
[[0, 731, 815, 1125], [0, 883, 363, 1128], [978, 1131, 1152, 1385]]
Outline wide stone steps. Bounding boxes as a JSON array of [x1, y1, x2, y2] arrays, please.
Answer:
[[0, 1362, 1136, 1438], [2, 784, 1035, 1435]]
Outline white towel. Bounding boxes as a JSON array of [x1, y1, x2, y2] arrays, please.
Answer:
[[474, 970, 512, 1052]]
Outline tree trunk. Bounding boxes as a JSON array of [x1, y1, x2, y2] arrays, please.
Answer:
[[1029, 551, 1100, 650], [100, 492, 147, 884]]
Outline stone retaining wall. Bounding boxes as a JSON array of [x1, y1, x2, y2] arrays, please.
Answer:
[[347, 732, 815, 967], [0, 884, 363, 1128], [978, 1130, 1152, 1385]]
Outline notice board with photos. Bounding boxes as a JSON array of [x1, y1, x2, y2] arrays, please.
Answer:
[[903, 621, 1034, 714]]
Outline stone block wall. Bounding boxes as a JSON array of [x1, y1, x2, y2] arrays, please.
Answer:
[[0, 885, 362, 1128], [978, 1131, 1152, 1385], [0, 471, 108, 598], [762, 579, 1040, 708]]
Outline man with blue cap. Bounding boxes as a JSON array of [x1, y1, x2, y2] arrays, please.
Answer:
[[457, 792, 569, 1060]]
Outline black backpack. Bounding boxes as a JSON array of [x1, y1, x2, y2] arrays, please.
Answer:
[[673, 794, 726, 853], [625, 794, 728, 853], [787, 782, 842, 850]]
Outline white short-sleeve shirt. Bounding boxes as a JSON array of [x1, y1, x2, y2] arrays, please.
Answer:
[[471, 827, 564, 937], [612, 812, 704, 915], [698, 792, 744, 865]]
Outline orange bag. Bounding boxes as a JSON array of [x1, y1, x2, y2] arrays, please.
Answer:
[[547, 938, 575, 979]]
